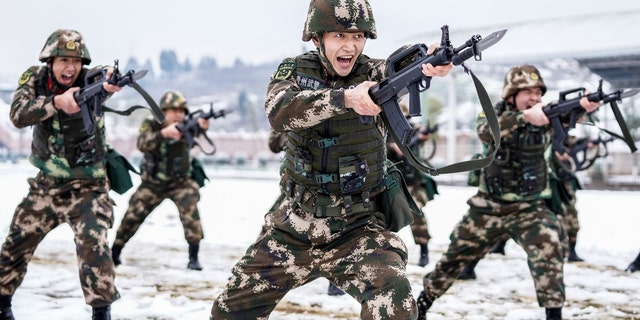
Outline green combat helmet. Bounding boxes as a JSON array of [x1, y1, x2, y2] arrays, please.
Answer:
[[39, 29, 91, 65], [501, 64, 547, 100], [302, 0, 377, 41], [160, 90, 189, 113]]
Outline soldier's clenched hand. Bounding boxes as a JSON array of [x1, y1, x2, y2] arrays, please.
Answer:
[[345, 81, 380, 116]]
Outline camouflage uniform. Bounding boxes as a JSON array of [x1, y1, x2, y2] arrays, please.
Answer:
[[421, 65, 566, 312], [211, 1, 418, 319], [0, 30, 119, 309], [111, 91, 204, 269]]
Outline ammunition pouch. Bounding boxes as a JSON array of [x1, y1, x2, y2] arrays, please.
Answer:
[[191, 158, 209, 188], [377, 160, 421, 232], [105, 148, 139, 194]]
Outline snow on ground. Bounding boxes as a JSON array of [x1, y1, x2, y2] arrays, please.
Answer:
[[0, 161, 638, 320]]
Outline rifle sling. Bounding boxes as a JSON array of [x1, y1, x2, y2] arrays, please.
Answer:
[[608, 100, 637, 153], [130, 81, 166, 124], [391, 69, 500, 176], [100, 81, 166, 125], [103, 105, 148, 116]]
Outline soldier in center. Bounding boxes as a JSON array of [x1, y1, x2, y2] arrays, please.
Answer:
[[210, 0, 453, 319]]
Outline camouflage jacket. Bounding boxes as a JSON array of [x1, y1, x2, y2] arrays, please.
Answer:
[[137, 118, 193, 183], [474, 101, 553, 202], [10, 65, 110, 179]]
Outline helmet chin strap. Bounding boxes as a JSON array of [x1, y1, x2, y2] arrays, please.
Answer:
[[316, 36, 340, 77], [46, 62, 71, 93]]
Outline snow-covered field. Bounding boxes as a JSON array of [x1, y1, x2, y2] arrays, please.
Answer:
[[0, 162, 638, 320]]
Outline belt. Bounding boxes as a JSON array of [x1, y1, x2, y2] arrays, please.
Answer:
[[301, 200, 377, 218]]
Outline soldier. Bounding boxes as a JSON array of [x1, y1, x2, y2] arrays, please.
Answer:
[[110, 90, 208, 271], [210, 0, 452, 319], [626, 251, 640, 273], [0, 29, 123, 320], [417, 65, 601, 320], [387, 104, 439, 267]]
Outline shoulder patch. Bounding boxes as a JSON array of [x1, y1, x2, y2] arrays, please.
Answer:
[[478, 111, 486, 118], [274, 62, 295, 80], [18, 70, 34, 86]]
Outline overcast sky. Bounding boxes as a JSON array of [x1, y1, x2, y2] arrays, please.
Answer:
[[2, 0, 639, 80]]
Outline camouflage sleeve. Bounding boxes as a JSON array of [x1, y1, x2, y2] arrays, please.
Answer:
[[476, 109, 526, 144], [265, 57, 348, 132], [265, 57, 387, 132], [10, 66, 57, 128], [136, 118, 163, 152]]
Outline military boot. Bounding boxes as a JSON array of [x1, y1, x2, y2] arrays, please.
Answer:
[[111, 244, 123, 266], [327, 282, 345, 296], [457, 258, 479, 280], [625, 252, 640, 273], [567, 240, 584, 262], [418, 244, 429, 267], [417, 291, 435, 320], [489, 239, 507, 255], [92, 305, 111, 320], [0, 295, 14, 320], [545, 307, 562, 320], [187, 244, 203, 271]]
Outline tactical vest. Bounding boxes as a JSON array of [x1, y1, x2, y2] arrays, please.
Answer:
[[283, 52, 386, 203], [483, 121, 549, 199], [30, 67, 107, 176], [140, 120, 192, 181]]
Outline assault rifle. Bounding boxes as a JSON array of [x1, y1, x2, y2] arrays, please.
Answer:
[[73, 59, 164, 133], [176, 102, 232, 155], [367, 25, 506, 175], [568, 135, 614, 171], [542, 79, 639, 155]]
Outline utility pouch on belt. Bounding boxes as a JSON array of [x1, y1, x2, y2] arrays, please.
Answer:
[[105, 148, 139, 194], [378, 160, 421, 232], [191, 158, 209, 188]]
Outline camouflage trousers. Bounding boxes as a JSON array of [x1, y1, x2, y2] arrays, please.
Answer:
[[211, 196, 417, 320], [407, 184, 430, 246], [0, 172, 119, 307], [112, 178, 203, 247], [423, 194, 565, 308]]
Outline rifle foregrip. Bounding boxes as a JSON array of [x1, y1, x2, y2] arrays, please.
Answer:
[[452, 48, 475, 66]]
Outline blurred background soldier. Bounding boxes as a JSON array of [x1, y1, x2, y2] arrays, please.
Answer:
[[111, 90, 209, 271]]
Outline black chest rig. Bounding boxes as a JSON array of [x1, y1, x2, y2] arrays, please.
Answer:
[[31, 68, 106, 168], [141, 121, 191, 181], [484, 120, 549, 197], [283, 53, 386, 204]]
